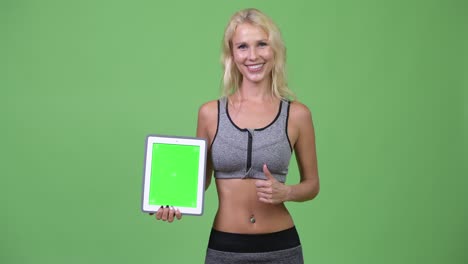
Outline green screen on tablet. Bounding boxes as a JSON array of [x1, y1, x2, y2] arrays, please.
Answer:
[[142, 135, 207, 215], [149, 143, 199, 208]]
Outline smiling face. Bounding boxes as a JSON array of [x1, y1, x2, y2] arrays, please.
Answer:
[[231, 23, 274, 86]]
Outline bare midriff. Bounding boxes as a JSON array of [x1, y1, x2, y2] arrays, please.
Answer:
[[213, 178, 294, 234]]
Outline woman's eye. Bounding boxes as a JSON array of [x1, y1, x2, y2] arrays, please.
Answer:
[[237, 44, 247, 49], [258, 42, 268, 47]]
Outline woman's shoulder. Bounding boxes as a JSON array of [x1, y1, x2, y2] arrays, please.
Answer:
[[198, 99, 219, 120], [199, 99, 218, 112], [289, 100, 312, 120]]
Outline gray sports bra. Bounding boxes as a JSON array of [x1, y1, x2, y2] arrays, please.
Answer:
[[211, 97, 292, 183]]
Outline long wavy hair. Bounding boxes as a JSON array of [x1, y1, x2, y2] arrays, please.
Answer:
[[221, 8, 295, 100]]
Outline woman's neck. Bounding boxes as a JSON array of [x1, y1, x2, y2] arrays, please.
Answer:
[[236, 79, 273, 102]]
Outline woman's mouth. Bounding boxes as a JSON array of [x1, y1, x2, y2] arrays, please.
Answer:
[[246, 63, 264, 72]]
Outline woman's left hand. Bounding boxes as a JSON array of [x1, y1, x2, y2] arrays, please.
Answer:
[[255, 164, 291, 204]]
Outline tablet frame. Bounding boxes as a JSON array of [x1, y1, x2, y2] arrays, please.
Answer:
[[142, 135, 207, 215]]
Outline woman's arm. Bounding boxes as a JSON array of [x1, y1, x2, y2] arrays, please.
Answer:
[[255, 101, 319, 204], [196, 101, 218, 191], [285, 101, 320, 202]]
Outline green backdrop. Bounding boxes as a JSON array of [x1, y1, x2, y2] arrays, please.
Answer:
[[2, 0, 466, 263]]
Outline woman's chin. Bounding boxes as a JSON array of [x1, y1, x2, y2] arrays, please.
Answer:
[[244, 74, 268, 84]]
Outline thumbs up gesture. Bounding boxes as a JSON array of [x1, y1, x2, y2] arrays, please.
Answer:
[[255, 164, 291, 204]]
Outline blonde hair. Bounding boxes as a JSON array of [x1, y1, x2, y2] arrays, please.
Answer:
[[221, 8, 295, 100]]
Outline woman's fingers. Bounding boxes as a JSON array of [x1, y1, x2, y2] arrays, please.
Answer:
[[161, 206, 170, 221], [257, 191, 272, 200], [175, 209, 182, 220], [167, 207, 175, 223], [156, 206, 163, 220], [153, 206, 182, 222]]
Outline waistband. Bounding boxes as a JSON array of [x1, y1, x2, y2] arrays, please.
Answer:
[[207, 226, 301, 253]]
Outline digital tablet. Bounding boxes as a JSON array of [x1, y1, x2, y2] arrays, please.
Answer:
[[142, 135, 207, 215]]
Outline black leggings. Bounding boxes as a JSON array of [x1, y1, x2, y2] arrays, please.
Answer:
[[205, 226, 303, 264]]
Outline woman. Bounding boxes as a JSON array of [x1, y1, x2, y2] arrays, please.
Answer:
[[155, 8, 319, 263]]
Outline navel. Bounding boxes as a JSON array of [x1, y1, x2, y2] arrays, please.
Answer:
[[249, 214, 256, 224]]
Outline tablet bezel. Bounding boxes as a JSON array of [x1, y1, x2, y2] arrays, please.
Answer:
[[142, 135, 207, 215]]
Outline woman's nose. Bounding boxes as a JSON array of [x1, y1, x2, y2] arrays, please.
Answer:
[[248, 48, 258, 60]]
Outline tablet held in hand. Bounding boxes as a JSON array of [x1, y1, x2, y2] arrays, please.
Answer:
[[141, 135, 207, 215]]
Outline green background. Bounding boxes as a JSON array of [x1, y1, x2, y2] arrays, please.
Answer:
[[2, 0, 466, 263]]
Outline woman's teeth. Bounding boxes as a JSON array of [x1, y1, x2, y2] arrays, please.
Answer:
[[247, 64, 263, 71]]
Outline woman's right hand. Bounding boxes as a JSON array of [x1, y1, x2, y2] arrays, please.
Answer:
[[149, 206, 182, 223]]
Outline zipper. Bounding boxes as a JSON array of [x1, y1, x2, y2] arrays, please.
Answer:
[[246, 130, 253, 174]]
